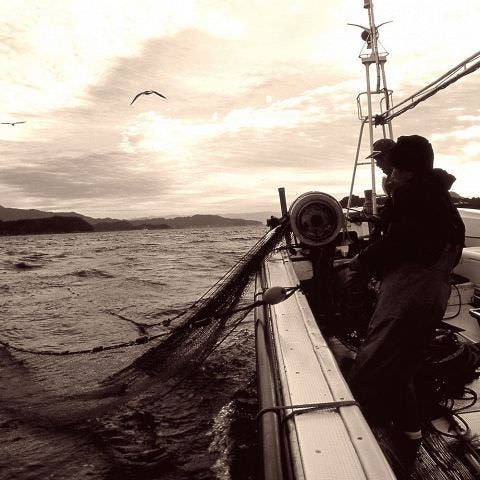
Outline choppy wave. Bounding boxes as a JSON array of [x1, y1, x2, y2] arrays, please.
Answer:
[[0, 225, 266, 480], [1, 260, 43, 270], [68, 268, 115, 279], [15, 261, 44, 270]]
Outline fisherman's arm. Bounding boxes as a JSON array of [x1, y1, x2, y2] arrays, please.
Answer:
[[350, 186, 421, 272]]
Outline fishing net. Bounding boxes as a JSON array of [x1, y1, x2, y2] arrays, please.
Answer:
[[0, 222, 287, 426]]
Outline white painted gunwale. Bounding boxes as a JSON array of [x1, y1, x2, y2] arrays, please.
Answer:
[[264, 250, 395, 480]]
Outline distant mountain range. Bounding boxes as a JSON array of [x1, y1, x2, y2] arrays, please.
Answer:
[[221, 211, 281, 223], [339, 193, 480, 209], [0, 216, 95, 236], [4, 192, 476, 237], [0, 206, 262, 236]]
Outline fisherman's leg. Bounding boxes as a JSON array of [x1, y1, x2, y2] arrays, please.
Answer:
[[379, 380, 422, 477], [392, 380, 420, 433], [348, 266, 438, 423], [352, 330, 425, 471], [348, 310, 413, 425]]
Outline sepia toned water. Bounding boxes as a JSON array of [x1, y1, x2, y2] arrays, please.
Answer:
[[0, 225, 266, 480]]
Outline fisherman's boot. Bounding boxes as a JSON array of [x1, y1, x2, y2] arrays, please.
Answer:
[[389, 429, 422, 478], [399, 430, 422, 464]]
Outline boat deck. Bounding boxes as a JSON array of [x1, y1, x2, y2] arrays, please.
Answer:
[[262, 249, 480, 479]]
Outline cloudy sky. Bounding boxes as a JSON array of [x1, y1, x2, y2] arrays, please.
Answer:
[[1, 0, 479, 219]]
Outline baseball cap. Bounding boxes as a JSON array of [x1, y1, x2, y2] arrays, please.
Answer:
[[365, 138, 396, 159]]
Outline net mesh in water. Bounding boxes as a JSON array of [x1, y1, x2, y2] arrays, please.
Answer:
[[0, 223, 287, 426], [106, 222, 288, 387]]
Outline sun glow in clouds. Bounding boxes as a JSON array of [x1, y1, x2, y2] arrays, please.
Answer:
[[0, 0, 478, 217]]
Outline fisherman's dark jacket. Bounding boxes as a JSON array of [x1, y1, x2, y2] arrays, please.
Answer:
[[359, 169, 465, 273]]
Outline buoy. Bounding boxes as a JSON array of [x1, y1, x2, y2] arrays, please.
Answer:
[[263, 287, 288, 305]]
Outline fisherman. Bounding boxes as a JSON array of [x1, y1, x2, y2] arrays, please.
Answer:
[[366, 138, 396, 197], [348, 135, 465, 470], [366, 138, 396, 239], [348, 138, 396, 234], [338, 139, 397, 340]]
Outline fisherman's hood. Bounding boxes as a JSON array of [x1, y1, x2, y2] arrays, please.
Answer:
[[430, 168, 456, 191]]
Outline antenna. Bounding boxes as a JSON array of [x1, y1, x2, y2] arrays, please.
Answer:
[[347, 0, 394, 215]]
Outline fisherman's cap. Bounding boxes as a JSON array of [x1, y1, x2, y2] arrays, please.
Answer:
[[389, 135, 434, 173], [365, 138, 396, 159]]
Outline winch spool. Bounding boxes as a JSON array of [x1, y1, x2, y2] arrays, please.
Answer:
[[289, 192, 344, 247]]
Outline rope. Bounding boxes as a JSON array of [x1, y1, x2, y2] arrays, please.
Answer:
[[106, 307, 189, 330], [256, 400, 359, 422], [0, 305, 253, 358], [0, 332, 167, 356], [0, 305, 189, 355], [443, 284, 462, 320], [452, 387, 478, 414], [0, 298, 266, 358]]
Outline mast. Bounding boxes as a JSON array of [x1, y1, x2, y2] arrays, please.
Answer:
[[347, 0, 393, 215]]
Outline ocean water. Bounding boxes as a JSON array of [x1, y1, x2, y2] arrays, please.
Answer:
[[0, 225, 267, 480]]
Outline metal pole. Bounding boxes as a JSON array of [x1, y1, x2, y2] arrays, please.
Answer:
[[380, 61, 394, 139], [278, 187, 288, 217], [278, 187, 292, 247], [366, 0, 381, 92], [364, 62, 378, 214], [347, 118, 368, 213]]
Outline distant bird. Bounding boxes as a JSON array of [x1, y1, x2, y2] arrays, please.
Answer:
[[130, 90, 167, 105], [1, 121, 26, 126]]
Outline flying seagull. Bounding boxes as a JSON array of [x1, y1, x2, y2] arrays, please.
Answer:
[[130, 90, 167, 105], [1, 121, 26, 126]]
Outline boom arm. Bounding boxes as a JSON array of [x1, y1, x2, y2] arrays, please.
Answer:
[[376, 51, 480, 124]]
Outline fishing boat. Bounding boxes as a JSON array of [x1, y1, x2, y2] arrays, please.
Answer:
[[254, 1, 480, 478]]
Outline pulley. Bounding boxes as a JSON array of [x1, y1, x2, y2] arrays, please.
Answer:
[[289, 192, 344, 247]]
